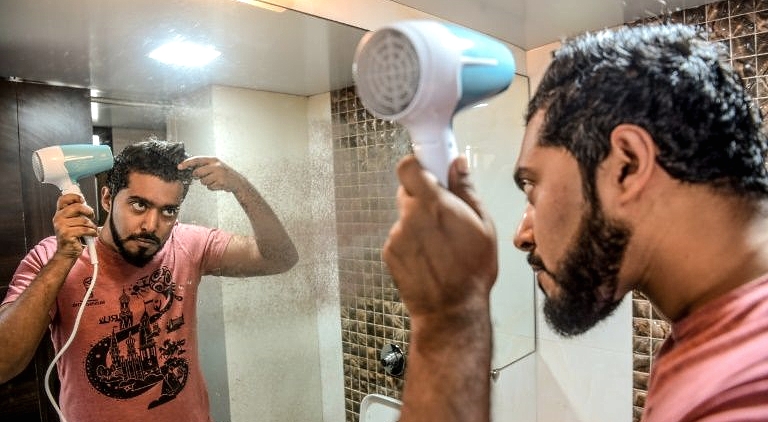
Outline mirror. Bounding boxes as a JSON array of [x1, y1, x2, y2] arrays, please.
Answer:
[[0, 1, 534, 420]]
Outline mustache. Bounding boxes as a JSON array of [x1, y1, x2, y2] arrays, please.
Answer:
[[125, 233, 161, 245], [527, 253, 546, 272]]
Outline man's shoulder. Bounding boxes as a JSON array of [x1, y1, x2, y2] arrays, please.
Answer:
[[171, 222, 228, 242]]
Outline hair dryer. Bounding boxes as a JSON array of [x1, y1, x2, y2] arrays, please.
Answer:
[[353, 20, 515, 186], [32, 144, 114, 263]]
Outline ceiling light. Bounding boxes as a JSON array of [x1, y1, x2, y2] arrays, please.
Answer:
[[149, 41, 221, 67]]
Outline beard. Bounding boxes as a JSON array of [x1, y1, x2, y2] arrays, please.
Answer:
[[533, 202, 631, 337], [108, 212, 163, 268]]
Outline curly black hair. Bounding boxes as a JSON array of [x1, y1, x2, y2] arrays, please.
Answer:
[[105, 138, 193, 197], [528, 24, 768, 202]]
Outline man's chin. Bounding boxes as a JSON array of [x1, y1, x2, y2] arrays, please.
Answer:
[[120, 249, 156, 268], [543, 295, 621, 338]]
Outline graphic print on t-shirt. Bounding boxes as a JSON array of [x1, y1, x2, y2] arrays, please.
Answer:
[[84, 266, 189, 409]]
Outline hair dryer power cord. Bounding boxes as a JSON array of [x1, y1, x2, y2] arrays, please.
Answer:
[[44, 246, 99, 422]]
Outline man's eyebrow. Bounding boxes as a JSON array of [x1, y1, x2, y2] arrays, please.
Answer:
[[127, 195, 180, 209]]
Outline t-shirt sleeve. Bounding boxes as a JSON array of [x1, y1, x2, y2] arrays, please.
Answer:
[[200, 228, 233, 275], [175, 224, 233, 276], [2, 237, 57, 311]]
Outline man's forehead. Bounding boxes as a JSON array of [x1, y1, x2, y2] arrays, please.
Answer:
[[122, 172, 184, 200]]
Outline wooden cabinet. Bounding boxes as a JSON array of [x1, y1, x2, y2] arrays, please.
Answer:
[[0, 79, 94, 421]]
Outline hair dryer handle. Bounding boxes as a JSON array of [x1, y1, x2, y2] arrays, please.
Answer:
[[411, 126, 459, 187], [60, 183, 98, 265]]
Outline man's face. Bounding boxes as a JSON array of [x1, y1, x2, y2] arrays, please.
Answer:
[[513, 111, 630, 336], [101, 172, 185, 267]]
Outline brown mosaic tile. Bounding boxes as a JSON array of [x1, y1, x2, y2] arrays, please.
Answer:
[[686, 5, 707, 24], [634, 389, 647, 408], [633, 407, 644, 422], [708, 17, 731, 40], [734, 56, 758, 77], [756, 75, 768, 97], [633, 298, 651, 318], [633, 371, 649, 390], [633, 336, 651, 355], [708, 1, 731, 21], [733, 34, 757, 56], [731, 12, 757, 36], [634, 318, 651, 337], [758, 10, 768, 32], [732, 0, 757, 15], [634, 353, 651, 372]]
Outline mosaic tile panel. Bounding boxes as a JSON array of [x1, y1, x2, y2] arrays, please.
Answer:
[[331, 87, 412, 422]]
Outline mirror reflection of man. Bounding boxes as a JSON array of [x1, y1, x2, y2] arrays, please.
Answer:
[[384, 24, 768, 421], [0, 140, 298, 421]]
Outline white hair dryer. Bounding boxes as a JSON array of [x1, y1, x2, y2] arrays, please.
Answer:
[[353, 20, 515, 186], [32, 144, 114, 262]]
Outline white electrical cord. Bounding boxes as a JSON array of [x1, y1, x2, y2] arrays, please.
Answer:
[[44, 239, 99, 422]]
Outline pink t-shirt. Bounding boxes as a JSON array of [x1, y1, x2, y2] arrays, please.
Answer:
[[3, 223, 232, 422], [642, 275, 768, 421]]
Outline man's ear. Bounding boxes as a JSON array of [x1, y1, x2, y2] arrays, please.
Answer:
[[100, 186, 112, 213], [608, 124, 657, 204]]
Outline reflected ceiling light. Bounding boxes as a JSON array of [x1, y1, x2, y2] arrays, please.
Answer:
[[90, 102, 99, 122], [235, 0, 286, 12], [148, 41, 221, 67]]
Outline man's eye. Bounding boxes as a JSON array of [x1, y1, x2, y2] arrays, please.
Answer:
[[131, 202, 147, 212], [162, 208, 179, 218], [520, 179, 534, 194]]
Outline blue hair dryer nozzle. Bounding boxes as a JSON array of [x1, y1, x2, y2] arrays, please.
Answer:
[[353, 20, 515, 186], [32, 144, 113, 196]]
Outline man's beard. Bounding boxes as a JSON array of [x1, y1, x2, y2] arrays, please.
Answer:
[[108, 212, 163, 268], [533, 202, 631, 337]]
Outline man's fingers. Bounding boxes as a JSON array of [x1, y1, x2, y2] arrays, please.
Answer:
[[447, 156, 489, 221], [396, 155, 440, 201]]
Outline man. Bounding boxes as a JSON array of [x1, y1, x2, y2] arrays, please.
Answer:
[[383, 24, 768, 421], [0, 140, 298, 421]]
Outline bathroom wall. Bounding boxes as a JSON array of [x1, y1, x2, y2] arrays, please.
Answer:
[[525, 42, 633, 422], [332, 73, 537, 422], [630, 0, 768, 420], [169, 85, 345, 422]]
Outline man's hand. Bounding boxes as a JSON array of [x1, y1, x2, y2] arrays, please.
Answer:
[[178, 156, 248, 193], [382, 154, 498, 422], [383, 155, 498, 318], [52, 194, 97, 259]]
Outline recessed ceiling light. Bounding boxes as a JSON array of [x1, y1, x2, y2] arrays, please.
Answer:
[[149, 41, 221, 67]]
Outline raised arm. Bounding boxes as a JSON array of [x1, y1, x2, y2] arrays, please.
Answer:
[[382, 155, 498, 422], [178, 156, 298, 277], [0, 194, 97, 383]]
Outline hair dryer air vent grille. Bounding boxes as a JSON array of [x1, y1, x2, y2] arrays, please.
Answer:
[[32, 151, 45, 182], [355, 28, 420, 117]]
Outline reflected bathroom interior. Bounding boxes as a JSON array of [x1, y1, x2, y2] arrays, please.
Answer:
[[0, 0, 535, 421], [5, 0, 743, 420]]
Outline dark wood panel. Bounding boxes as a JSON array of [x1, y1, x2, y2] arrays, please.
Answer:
[[0, 80, 90, 422], [17, 82, 93, 249], [0, 80, 26, 287]]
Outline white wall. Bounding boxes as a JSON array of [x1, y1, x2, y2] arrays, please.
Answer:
[[527, 42, 632, 422], [170, 86, 344, 421]]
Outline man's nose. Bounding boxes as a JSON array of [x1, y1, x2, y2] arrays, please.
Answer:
[[513, 205, 535, 252], [141, 209, 160, 232]]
